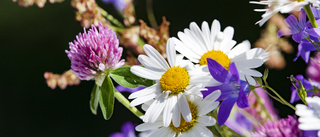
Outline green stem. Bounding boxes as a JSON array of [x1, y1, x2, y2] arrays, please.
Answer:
[[251, 89, 273, 121], [146, 0, 158, 29], [99, 7, 125, 28], [263, 86, 296, 110], [114, 90, 144, 118], [304, 5, 318, 28]]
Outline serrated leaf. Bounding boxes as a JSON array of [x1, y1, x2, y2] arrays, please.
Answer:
[[110, 66, 155, 88], [90, 84, 100, 115], [99, 76, 115, 120]]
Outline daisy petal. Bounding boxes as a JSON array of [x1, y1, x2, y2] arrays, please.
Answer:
[[143, 44, 170, 70], [131, 66, 163, 80], [166, 39, 176, 67]]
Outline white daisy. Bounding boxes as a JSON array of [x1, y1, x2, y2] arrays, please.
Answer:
[[250, 0, 320, 26], [135, 90, 221, 137], [129, 38, 211, 128], [296, 96, 320, 136], [173, 20, 269, 85]]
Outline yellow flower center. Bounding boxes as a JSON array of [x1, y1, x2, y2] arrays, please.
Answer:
[[199, 50, 231, 70], [160, 66, 190, 95], [170, 102, 197, 132]]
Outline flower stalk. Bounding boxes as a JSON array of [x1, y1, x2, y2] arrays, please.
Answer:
[[114, 90, 144, 118]]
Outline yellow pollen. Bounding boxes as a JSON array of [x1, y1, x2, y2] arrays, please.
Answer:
[[199, 50, 231, 70], [160, 67, 189, 95], [170, 102, 198, 133]]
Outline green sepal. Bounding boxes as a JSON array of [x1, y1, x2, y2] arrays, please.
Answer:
[[99, 76, 115, 120], [90, 84, 100, 115], [254, 77, 263, 86], [110, 66, 155, 88], [262, 68, 269, 81]]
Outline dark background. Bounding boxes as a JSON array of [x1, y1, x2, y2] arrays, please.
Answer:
[[0, 0, 307, 136]]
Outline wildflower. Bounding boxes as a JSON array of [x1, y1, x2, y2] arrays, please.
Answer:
[[307, 54, 320, 83], [102, 0, 127, 12], [296, 96, 320, 136], [203, 58, 250, 126], [250, 0, 320, 26], [116, 85, 145, 93], [251, 116, 302, 137], [129, 38, 211, 127], [173, 20, 268, 85], [295, 40, 318, 63], [66, 23, 124, 86], [290, 75, 320, 103], [109, 121, 136, 137], [135, 91, 221, 137]]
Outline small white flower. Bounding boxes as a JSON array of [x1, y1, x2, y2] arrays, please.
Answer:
[[173, 20, 269, 85], [250, 0, 320, 26], [129, 38, 211, 128], [136, 91, 221, 137], [296, 96, 320, 136]]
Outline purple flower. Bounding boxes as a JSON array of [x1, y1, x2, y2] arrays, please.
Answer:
[[109, 121, 136, 137], [294, 40, 318, 63], [116, 85, 146, 93], [290, 75, 319, 103], [66, 23, 124, 81], [307, 54, 320, 83], [251, 116, 302, 137], [102, 0, 127, 12], [202, 58, 250, 126]]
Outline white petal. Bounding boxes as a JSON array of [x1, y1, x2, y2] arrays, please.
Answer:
[[201, 21, 212, 51], [210, 20, 221, 50], [131, 66, 163, 80], [197, 116, 216, 126], [198, 101, 220, 116], [166, 39, 176, 67], [179, 94, 192, 122], [172, 95, 181, 127], [195, 124, 213, 137], [163, 96, 176, 127], [149, 127, 173, 137], [228, 40, 251, 59], [138, 55, 166, 72], [135, 121, 162, 131], [239, 68, 263, 77], [233, 58, 264, 69], [130, 93, 157, 106], [128, 84, 159, 99], [245, 75, 257, 85], [174, 36, 201, 63], [143, 94, 166, 123], [143, 44, 170, 70], [189, 22, 208, 52]]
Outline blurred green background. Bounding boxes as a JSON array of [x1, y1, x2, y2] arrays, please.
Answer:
[[0, 0, 307, 136]]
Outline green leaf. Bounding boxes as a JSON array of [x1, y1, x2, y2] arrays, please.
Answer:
[[99, 76, 115, 120], [110, 66, 155, 88], [90, 84, 100, 115]]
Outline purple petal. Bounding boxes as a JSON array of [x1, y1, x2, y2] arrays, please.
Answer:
[[121, 122, 136, 137], [294, 41, 317, 63], [207, 58, 232, 83], [109, 133, 124, 137], [206, 84, 234, 101], [292, 31, 304, 43], [306, 28, 320, 38], [228, 62, 240, 83], [240, 80, 250, 95], [218, 97, 237, 126], [290, 86, 299, 103], [116, 85, 146, 93], [285, 14, 301, 34], [237, 89, 249, 108], [303, 130, 319, 137]]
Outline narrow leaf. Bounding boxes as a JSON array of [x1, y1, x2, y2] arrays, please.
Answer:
[[110, 66, 155, 88], [99, 76, 115, 120], [90, 84, 100, 115]]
